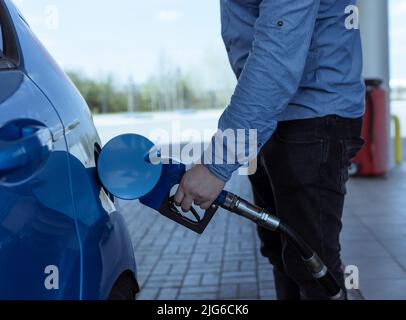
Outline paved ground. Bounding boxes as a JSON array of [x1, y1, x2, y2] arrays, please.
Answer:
[[120, 176, 276, 300], [120, 164, 406, 300], [341, 165, 406, 300]]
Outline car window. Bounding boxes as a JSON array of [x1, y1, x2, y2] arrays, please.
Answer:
[[0, 17, 3, 53], [0, 15, 16, 69]]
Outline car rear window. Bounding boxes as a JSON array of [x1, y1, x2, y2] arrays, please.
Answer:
[[0, 15, 15, 69], [0, 17, 3, 53]]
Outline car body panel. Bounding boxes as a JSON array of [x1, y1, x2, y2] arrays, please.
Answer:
[[0, 0, 137, 299], [0, 71, 81, 299]]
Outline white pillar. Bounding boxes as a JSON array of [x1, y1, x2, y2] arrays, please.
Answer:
[[357, 0, 390, 91], [358, 0, 393, 167]]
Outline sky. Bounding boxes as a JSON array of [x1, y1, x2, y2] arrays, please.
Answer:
[[11, 0, 406, 86], [12, 0, 231, 86]]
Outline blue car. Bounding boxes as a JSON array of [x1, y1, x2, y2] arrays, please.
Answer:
[[0, 0, 139, 299]]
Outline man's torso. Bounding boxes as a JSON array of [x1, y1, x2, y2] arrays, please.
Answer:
[[221, 0, 365, 121]]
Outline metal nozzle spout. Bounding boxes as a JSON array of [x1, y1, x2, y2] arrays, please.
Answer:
[[220, 192, 280, 231]]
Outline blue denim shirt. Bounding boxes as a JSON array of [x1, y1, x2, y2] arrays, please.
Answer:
[[204, 0, 365, 182]]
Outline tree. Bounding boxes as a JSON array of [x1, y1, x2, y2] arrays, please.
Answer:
[[66, 66, 233, 114]]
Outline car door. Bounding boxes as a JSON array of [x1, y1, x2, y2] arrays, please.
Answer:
[[0, 1, 81, 299]]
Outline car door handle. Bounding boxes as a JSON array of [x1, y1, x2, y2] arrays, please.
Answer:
[[0, 120, 53, 173]]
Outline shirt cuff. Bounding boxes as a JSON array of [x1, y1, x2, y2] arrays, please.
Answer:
[[203, 163, 235, 183]]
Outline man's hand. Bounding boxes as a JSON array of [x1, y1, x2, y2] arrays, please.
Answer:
[[174, 164, 225, 212]]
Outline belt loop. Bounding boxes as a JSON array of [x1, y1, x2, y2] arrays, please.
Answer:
[[315, 117, 322, 138], [325, 116, 330, 133]]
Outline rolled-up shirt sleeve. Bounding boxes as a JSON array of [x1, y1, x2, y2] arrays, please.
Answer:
[[204, 0, 321, 182]]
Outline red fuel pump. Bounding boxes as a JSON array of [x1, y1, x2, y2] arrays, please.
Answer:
[[351, 79, 390, 176]]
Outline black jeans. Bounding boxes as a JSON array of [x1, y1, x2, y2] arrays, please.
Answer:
[[249, 115, 364, 300]]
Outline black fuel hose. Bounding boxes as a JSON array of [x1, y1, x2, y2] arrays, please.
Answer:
[[220, 192, 345, 300], [278, 223, 344, 299]]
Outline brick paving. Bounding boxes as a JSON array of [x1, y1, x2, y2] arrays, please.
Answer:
[[120, 175, 276, 300], [340, 165, 406, 300], [121, 166, 406, 300]]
